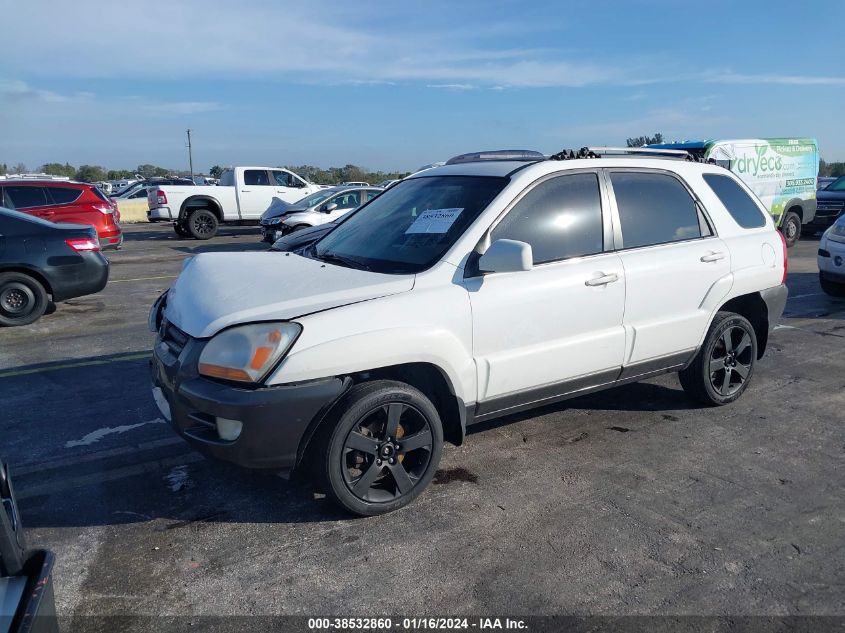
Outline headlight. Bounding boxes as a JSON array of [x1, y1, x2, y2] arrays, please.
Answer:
[[268, 217, 282, 225], [198, 322, 301, 383], [148, 290, 168, 332]]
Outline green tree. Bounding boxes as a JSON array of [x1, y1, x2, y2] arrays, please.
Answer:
[[75, 165, 107, 182], [209, 165, 224, 179], [107, 169, 135, 180], [0, 164, 6, 176], [626, 133, 664, 148], [11, 162, 28, 175], [137, 164, 170, 178], [819, 159, 845, 178], [40, 162, 76, 178]]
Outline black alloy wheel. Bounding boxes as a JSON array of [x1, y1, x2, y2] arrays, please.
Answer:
[[187, 209, 219, 240], [342, 402, 434, 503], [708, 325, 753, 397], [319, 381, 444, 516], [679, 311, 757, 406]]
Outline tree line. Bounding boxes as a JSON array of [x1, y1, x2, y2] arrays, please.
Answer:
[[0, 161, 410, 185]]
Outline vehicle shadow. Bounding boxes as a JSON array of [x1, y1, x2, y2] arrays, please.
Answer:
[[121, 227, 259, 242], [468, 380, 697, 438]]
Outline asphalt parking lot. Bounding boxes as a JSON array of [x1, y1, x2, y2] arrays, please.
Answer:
[[1, 223, 843, 629]]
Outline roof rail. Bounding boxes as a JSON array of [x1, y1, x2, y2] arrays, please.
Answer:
[[446, 149, 546, 165], [549, 147, 701, 162], [0, 173, 72, 181]]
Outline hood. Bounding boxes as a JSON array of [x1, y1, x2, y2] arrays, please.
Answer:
[[817, 189, 845, 201], [260, 199, 293, 221], [282, 211, 318, 225], [164, 252, 415, 338]]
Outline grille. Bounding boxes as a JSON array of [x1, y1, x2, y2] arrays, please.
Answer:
[[818, 201, 844, 210], [161, 320, 189, 356]]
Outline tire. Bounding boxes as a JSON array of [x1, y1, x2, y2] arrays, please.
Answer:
[[173, 222, 190, 238], [678, 311, 758, 406], [780, 211, 801, 248], [318, 380, 444, 516], [186, 209, 219, 240], [820, 272, 845, 297], [0, 272, 49, 327]]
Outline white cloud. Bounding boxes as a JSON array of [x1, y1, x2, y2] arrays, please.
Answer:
[[427, 84, 477, 90], [704, 71, 845, 86], [144, 101, 223, 114]]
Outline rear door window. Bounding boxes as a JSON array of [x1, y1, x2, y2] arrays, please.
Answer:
[[244, 170, 271, 186], [702, 174, 767, 228], [47, 187, 83, 205], [3, 186, 48, 209], [610, 172, 703, 249]]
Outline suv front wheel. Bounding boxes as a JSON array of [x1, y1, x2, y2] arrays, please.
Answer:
[[318, 380, 444, 516], [679, 311, 758, 406]]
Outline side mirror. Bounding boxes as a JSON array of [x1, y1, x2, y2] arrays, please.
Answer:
[[323, 203, 338, 213], [478, 239, 533, 274]]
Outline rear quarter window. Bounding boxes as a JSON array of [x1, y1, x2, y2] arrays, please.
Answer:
[[2, 186, 48, 209], [702, 174, 767, 228], [48, 186, 83, 205]]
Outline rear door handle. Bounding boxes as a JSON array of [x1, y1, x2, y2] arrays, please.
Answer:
[[700, 251, 725, 263], [240, 189, 252, 193], [585, 272, 620, 287]]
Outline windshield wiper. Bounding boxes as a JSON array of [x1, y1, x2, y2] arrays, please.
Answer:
[[315, 250, 371, 271]]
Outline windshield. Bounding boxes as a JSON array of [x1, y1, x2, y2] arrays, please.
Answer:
[[825, 176, 845, 191], [297, 190, 336, 207], [311, 175, 508, 274], [114, 182, 140, 196]]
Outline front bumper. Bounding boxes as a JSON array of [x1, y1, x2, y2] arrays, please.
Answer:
[[260, 223, 287, 243], [818, 234, 845, 280], [150, 327, 347, 470]]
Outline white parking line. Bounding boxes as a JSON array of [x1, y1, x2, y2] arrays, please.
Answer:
[[65, 419, 165, 448]]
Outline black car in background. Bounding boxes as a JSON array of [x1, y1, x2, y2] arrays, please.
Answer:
[[1, 460, 58, 633], [814, 176, 845, 229], [270, 221, 337, 253], [0, 207, 109, 326]]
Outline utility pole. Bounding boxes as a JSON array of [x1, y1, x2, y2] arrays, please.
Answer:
[[186, 129, 194, 182]]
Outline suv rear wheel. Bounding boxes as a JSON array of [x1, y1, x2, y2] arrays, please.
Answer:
[[0, 272, 49, 327], [318, 380, 443, 516], [679, 311, 757, 406], [186, 209, 219, 240]]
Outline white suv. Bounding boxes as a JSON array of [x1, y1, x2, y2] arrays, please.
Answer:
[[150, 148, 788, 516]]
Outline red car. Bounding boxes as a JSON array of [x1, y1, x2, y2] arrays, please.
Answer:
[[0, 178, 123, 249]]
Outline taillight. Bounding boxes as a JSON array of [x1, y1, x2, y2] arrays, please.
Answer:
[[94, 204, 114, 215], [777, 229, 788, 283], [155, 189, 168, 205], [65, 237, 100, 252]]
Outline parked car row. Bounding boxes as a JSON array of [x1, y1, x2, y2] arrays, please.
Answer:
[[149, 147, 791, 516]]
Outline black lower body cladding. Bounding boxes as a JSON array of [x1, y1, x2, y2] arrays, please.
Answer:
[[150, 336, 348, 472]]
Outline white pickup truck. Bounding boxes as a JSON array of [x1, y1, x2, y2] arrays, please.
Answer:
[[147, 166, 321, 239]]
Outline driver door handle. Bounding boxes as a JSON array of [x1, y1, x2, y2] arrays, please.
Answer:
[[585, 272, 620, 287], [700, 251, 725, 263]]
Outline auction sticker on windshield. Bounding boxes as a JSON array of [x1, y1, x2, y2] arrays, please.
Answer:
[[405, 208, 464, 234]]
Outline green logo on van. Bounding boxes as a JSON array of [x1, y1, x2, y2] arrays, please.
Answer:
[[733, 144, 783, 176]]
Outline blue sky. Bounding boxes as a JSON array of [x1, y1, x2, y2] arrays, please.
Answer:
[[1, 0, 843, 173]]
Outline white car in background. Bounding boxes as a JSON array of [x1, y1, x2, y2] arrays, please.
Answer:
[[818, 214, 845, 296], [259, 186, 383, 242]]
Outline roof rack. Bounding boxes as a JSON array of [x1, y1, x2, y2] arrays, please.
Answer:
[[549, 147, 701, 162], [446, 150, 546, 165], [0, 173, 72, 181]]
